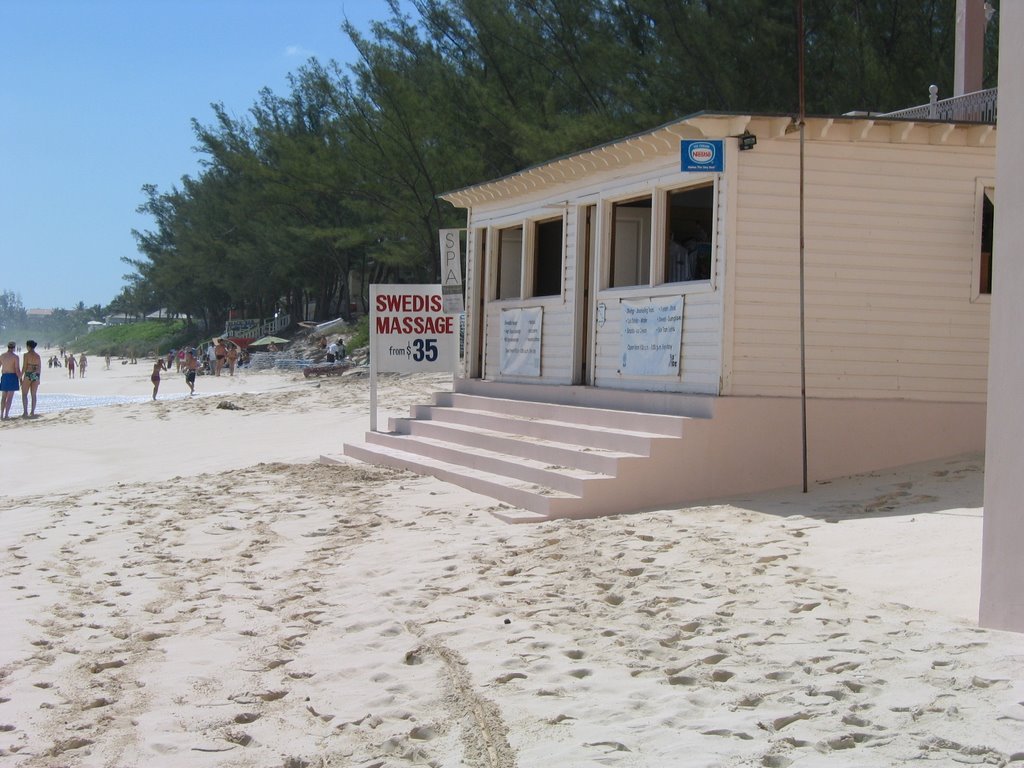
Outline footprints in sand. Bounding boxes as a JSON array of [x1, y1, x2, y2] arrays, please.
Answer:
[[1, 454, 1019, 766], [0, 461, 419, 765]]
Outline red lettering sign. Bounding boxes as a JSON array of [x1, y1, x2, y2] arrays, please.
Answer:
[[374, 293, 443, 313]]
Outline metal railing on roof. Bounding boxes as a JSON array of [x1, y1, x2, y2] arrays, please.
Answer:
[[224, 313, 292, 339], [883, 85, 997, 123]]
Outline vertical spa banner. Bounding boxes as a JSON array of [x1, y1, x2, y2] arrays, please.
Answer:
[[619, 297, 683, 376], [499, 306, 542, 377], [438, 229, 465, 315]]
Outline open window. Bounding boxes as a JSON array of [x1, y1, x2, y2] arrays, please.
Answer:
[[979, 186, 994, 296], [532, 217, 563, 297], [606, 183, 716, 290], [495, 224, 523, 300], [972, 181, 994, 301], [609, 196, 652, 288], [664, 183, 714, 283]]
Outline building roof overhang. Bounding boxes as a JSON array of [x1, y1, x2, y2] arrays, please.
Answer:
[[440, 110, 996, 209]]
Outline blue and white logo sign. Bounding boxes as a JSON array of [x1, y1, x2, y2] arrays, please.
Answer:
[[681, 140, 724, 173]]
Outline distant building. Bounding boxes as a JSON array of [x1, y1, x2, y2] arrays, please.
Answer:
[[103, 313, 136, 325]]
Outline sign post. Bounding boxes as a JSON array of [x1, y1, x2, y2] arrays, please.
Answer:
[[369, 284, 457, 431]]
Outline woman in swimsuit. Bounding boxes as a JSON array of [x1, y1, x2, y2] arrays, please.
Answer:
[[151, 358, 166, 400], [21, 340, 41, 417]]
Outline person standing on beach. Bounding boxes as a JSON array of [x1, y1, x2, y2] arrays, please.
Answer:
[[66, 353, 76, 379], [0, 342, 22, 420], [78, 352, 87, 378], [151, 357, 166, 400], [214, 338, 226, 376], [226, 343, 238, 376], [20, 340, 41, 418], [184, 348, 198, 395]]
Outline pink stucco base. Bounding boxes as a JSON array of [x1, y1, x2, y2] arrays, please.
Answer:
[[694, 397, 986, 501], [453, 377, 986, 511]]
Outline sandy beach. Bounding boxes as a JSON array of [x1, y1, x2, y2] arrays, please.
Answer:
[[1, 358, 1022, 767]]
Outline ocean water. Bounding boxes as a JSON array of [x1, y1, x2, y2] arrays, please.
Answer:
[[25, 391, 196, 415]]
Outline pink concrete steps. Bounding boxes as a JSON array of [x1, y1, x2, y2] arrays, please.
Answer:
[[332, 391, 703, 521]]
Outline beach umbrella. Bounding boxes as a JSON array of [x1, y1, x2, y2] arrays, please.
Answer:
[[248, 335, 289, 347]]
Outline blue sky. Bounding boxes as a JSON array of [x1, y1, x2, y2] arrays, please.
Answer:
[[0, 0, 408, 310]]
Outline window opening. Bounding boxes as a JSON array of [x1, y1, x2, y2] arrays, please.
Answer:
[[609, 197, 652, 288], [980, 188, 994, 295], [665, 184, 714, 283], [495, 225, 523, 300], [533, 217, 563, 297]]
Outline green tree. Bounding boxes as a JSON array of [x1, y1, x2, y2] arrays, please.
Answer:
[[123, 0, 998, 322], [0, 290, 27, 332]]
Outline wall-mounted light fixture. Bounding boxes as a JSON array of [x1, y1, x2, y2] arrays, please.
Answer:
[[738, 132, 757, 151]]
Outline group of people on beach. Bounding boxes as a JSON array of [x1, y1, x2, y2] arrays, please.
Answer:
[[0, 340, 42, 419], [3, 335, 264, 413], [152, 348, 202, 399]]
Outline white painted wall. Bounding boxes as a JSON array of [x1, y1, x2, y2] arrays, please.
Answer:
[[980, 3, 1024, 632], [468, 155, 726, 392], [453, 116, 995, 405]]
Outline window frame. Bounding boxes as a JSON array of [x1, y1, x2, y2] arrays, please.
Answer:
[[659, 181, 717, 286], [972, 177, 994, 303], [492, 223, 524, 301], [601, 177, 719, 294], [529, 213, 566, 299], [606, 194, 654, 290], [488, 213, 568, 302]]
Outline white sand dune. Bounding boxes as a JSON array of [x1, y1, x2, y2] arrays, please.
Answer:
[[1, 359, 1022, 767]]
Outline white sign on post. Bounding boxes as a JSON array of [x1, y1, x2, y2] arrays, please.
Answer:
[[439, 228, 465, 315], [499, 306, 542, 377], [619, 296, 683, 376], [370, 284, 457, 430]]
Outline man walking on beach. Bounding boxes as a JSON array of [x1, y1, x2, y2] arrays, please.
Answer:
[[1, 342, 21, 421], [184, 348, 198, 395], [21, 340, 41, 418], [1, 342, 21, 420]]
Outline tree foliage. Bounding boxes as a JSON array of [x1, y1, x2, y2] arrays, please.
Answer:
[[124, 0, 998, 326]]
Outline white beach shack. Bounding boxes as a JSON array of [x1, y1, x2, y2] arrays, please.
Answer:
[[343, 110, 996, 522]]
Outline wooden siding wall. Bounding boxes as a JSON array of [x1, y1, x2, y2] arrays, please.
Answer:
[[478, 202, 579, 385], [727, 137, 995, 402], [590, 291, 722, 393], [470, 158, 726, 393]]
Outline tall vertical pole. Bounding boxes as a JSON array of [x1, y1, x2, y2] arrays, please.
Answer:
[[798, 0, 809, 493]]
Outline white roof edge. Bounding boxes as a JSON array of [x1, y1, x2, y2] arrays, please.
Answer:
[[440, 111, 996, 208]]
